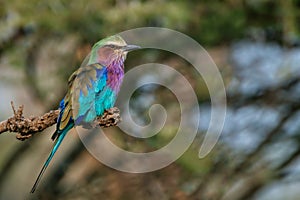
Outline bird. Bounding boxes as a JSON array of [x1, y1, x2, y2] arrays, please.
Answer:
[[30, 35, 140, 193]]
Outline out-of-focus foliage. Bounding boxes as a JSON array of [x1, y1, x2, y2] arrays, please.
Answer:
[[2, 0, 299, 46], [1, 0, 300, 200], [2, 0, 190, 42]]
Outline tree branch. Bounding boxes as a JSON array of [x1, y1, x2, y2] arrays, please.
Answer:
[[0, 101, 121, 141]]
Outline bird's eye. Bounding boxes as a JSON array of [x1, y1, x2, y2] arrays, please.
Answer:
[[106, 44, 115, 49]]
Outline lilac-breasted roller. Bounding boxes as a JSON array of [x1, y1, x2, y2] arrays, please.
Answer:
[[30, 35, 140, 193]]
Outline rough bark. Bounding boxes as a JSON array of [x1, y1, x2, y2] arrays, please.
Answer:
[[0, 101, 121, 141]]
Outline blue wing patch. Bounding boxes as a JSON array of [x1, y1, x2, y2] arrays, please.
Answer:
[[72, 63, 108, 126]]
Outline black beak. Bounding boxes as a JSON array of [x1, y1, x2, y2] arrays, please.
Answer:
[[122, 44, 141, 52]]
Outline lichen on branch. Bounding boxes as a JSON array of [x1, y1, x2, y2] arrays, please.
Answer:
[[0, 101, 121, 141]]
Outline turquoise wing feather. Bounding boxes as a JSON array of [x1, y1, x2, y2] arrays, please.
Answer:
[[31, 63, 108, 193], [72, 63, 108, 125]]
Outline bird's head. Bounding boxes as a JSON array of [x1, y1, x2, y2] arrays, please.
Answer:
[[88, 35, 140, 66]]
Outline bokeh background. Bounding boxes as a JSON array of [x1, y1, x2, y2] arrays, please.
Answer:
[[1, 0, 300, 199]]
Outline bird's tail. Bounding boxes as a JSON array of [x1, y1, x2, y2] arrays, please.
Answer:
[[30, 124, 72, 193]]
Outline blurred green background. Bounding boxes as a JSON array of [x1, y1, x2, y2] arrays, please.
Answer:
[[1, 0, 300, 199]]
